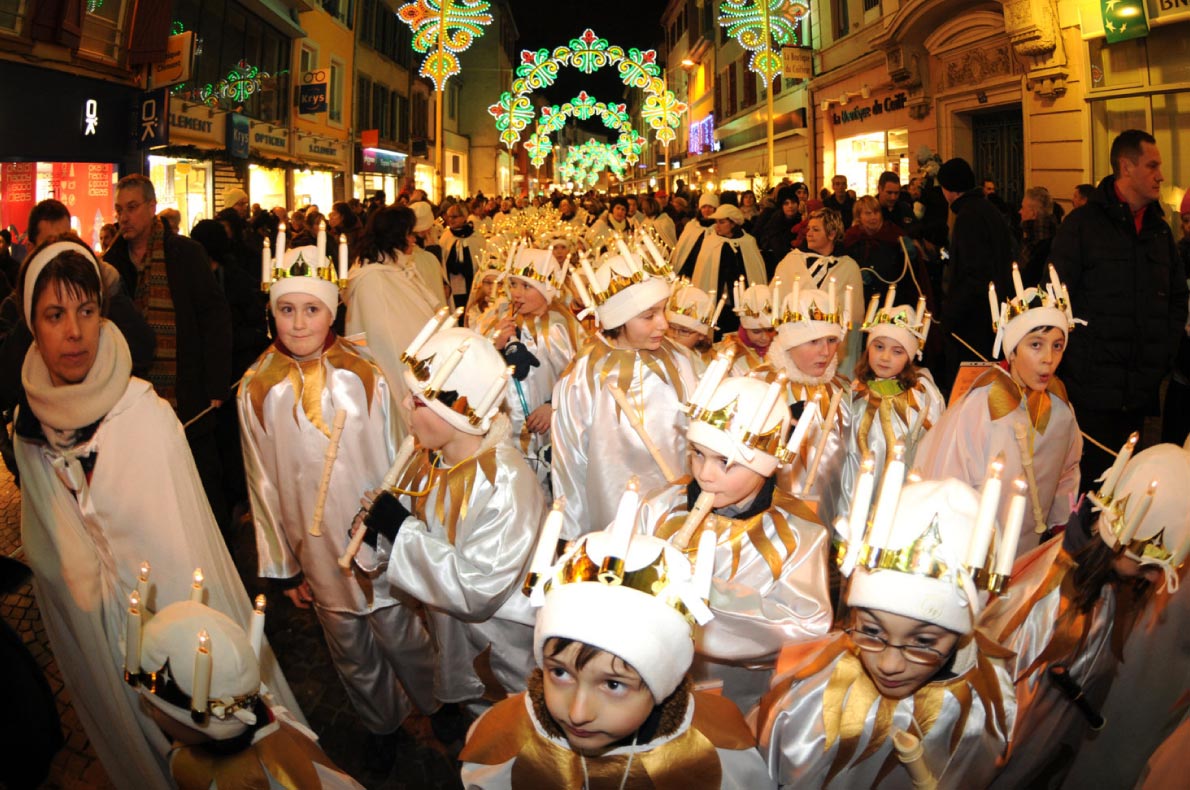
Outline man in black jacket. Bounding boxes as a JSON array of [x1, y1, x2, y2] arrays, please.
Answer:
[[106, 174, 234, 530], [1049, 129, 1188, 487], [936, 157, 1015, 392]]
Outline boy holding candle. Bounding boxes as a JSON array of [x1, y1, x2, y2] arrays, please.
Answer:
[[757, 476, 1023, 789], [980, 440, 1190, 788], [459, 487, 775, 789], [635, 374, 833, 712], [916, 263, 1083, 556], [350, 321, 547, 728], [240, 244, 436, 769]]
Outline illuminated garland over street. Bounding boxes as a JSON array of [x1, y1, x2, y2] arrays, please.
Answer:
[[718, 0, 809, 86], [556, 140, 628, 188], [398, 0, 494, 90]]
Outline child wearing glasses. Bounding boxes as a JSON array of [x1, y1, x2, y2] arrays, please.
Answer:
[[755, 478, 1018, 789]]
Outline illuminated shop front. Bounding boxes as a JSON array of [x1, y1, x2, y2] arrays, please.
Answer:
[[249, 164, 287, 210], [355, 145, 407, 201], [295, 133, 348, 210], [832, 128, 910, 200], [148, 155, 213, 233]]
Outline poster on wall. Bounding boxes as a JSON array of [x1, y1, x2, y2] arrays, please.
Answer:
[[1, 162, 37, 235], [50, 163, 115, 251]]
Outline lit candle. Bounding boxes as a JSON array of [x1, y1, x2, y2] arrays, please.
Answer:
[[733, 277, 744, 313], [441, 306, 463, 330], [136, 560, 151, 605], [966, 457, 1004, 569], [405, 307, 449, 360], [769, 278, 780, 318], [191, 630, 211, 718], [848, 454, 876, 543], [125, 590, 142, 677], [988, 284, 1000, 327], [995, 479, 1027, 576], [867, 443, 906, 550], [190, 568, 204, 603], [693, 527, 717, 597], [426, 341, 468, 394], [1048, 264, 1062, 295], [864, 294, 879, 327], [606, 479, 641, 561], [709, 294, 727, 331], [261, 238, 272, 287], [275, 223, 287, 265], [1012, 262, 1025, 300], [581, 257, 601, 298], [915, 296, 927, 324], [249, 595, 266, 659], [884, 283, 897, 310], [920, 312, 932, 345], [1100, 432, 1138, 499], [843, 285, 853, 327], [531, 501, 566, 575], [572, 268, 594, 308], [1170, 534, 1190, 570], [640, 232, 667, 271], [1118, 480, 1156, 547], [316, 224, 327, 270], [688, 352, 730, 412], [338, 234, 349, 281]]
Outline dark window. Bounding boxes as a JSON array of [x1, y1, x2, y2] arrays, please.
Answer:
[[727, 62, 738, 117], [742, 63, 757, 108], [357, 75, 372, 130], [322, 0, 354, 29]]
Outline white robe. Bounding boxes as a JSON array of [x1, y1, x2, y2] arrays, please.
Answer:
[[847, 374, 944, 494], [412, 246, 449, 309], [438, 227, 488, 303], [690, 230, 769, 297], [773, 250, 866, 376], [644, 212, 677, 248], [16, 378, 303, 790], [671, 218, 714, 276]]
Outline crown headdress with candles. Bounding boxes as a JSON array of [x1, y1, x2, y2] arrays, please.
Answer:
[[838, 452, 1027, 609], [401, 310, 512, 435], [770, 276, 851, 331], [570, 234, 675, 328], [989, 263, 1082, 359], [260, 222, 350, 293], [686, 370, 797, 476], [1088, 437, 1190, 593], [506, 241, 568, 299], [733, 278, 774, 329], [667, 280, 726, 336], [524, 485, 717, 701], [861, 284, 932, 360]]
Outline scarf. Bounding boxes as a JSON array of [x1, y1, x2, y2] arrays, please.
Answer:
[[22, 321, 132, 445], [134, 220, 178, 407]]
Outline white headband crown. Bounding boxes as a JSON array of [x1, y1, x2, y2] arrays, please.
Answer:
[[990, 263, 1081, 359], [861, 284, 932, 359]]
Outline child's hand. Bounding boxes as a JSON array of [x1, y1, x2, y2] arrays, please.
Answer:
[[526, 404, 553, 434], [284, 579, 315, 609], [493, 318, 517, 350]]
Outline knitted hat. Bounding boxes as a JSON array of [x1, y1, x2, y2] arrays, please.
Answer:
[[687, 374, 791, 476], [990, 263, 1080, 359], [221, 187, 249, 210], [667, 281, 724, 336], [772, 283, 848, 351], [136, 600, 261, 740], [269, 246, 341, 315], [530, 485, 715, 703], [862, 286, 931, 360], [936, 158, 976, 193], [402, 323, 511, 435], [410, 201, 435, 233], [734, 282, 774, 330], [508, 245, 564, 302], [709, 204, 745, 226], [698, 192, 720, 210]]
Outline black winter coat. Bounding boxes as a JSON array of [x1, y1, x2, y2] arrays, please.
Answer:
[[1049, 175, 1188, 413], [940, 189, 1015, 360]]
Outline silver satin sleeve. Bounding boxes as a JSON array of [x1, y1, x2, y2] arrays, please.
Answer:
[[239, 356, 400, 614], [847, 376, 944, 486], [636, 486, 833, 662], [550, 347, 694, 539], [778, 378, 856, 532], [504, 315, 582, 454], [758, 641, 1013, 789]]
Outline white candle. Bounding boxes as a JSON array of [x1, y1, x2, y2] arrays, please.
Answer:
[[275, 223, 286, 265], [405, 307, 449, 360], [848, 454, 876, 543], [1100, 432, 1138, 499], [827, 277, 837, 315], [441, 306, 463, 330], [316, 224, 327, 269], [688, 352, 728, 412], [136, 560, 151, 606], [1048, 263, 1062, 295], [884, 283, 897, 310], [261, 239, 272, 287], [338, 234, 349, 281], [249, 595, 266, 659], [190, 568, 204, 603], [191, 630, 211, 717], [572, 268, 594, 308], [747, 378, 784, 436], [988, 284, 1000, 326], [581, 257, 601, 298], [606, 479, 641, 561], [641, 232, 667, 271], [531, 501, 565, 575], [710, 294, 727, 330], [995, 479, 1027, 576], [693, 527, 717, 597], [785, 391, 819, 458], [920, 312, 932, 343], [791, 277, 801, 316], [966, 458, 1003, 569], [474, 366, 512, 418], [867, 443, 906, 550], [733, 277, 744, 313], [426, 341, 468, 393], [1012, 262, 1025, 299], [843, 285, 853, 328], [915, 296, 927, 324], [1170, 534, 1190, 570], [1118, 480, 1156, 547], [864, 294, 879, 327], [769, 278, 780, 318], [125, 591, 142, 676]]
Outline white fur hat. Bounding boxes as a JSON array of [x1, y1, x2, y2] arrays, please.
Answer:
[[687, 375, 790, 476], [269, 245, 341, 315], [709, 204, 744, 226], [137, 600, 260, 741], [410, 201, 435, 233], [403, 325, 510, 435], [847, 479, 985, 635], [774, 287, 847, 351], [508, 246, 563, 302], [667, 282, 723, 336]]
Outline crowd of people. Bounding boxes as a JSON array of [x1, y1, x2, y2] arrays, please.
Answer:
[[1, 127, 1188, 789]]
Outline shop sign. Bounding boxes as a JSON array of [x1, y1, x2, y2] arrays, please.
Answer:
[[169, 101, 224, 145], [360, 146, 406, 177], [1149, 0, 1190, 23], [250, 121, 290, 156], [781, 47, 813, 81], [1, 163, 37, 234], [1102, 0, 1149, 43], [227, 113, 250, 159], [138, 89, 169, 148], [148, 32, 194, 90], [299, 70, 329, 115], [297, 135, 343, 163], [831, 92, 907, 126]]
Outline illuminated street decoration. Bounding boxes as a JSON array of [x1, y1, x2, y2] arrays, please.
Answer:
[[718, 0, 810, 86], [688, 115, 720, 155], [557, 140, 628, 187], [187, 60, 283, 109], [525, 93, 635, 168], [398, 0, 493, 90]]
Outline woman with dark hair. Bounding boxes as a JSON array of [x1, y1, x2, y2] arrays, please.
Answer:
[[344, 206, 441, 442], [328, 200, 362, 262], [13, 239, 303, 789], [756, 185, 803, 272]]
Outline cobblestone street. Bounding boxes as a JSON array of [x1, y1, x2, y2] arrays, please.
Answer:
[[0, 465, 463, 790]]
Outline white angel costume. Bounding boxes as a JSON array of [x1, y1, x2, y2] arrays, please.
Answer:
[[671, 217, 716, 277], [773, 249, 866, 375], [689, 207, 767, 339], [643, 210, 677, 248]]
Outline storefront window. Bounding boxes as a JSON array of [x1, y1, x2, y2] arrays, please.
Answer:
[[414, 164, 436, 202], [834, 128, 908, 199], [294, 169, 334, 210], [148, 156, 212, 235], [250, 164, 287, 210], [0, 162, 115, 250], [1089, 96, 1149, 184]]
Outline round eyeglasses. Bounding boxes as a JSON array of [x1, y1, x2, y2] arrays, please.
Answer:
[[844, 628, 949, 666]]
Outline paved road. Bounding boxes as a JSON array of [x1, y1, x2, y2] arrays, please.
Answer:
[[0, 465, 463, 790]]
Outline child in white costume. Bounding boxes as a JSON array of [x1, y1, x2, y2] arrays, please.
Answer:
[[848, 289, 943, 489], [352, 323, 546, 711], [460, 504, 775, 788], [768, 283, 856, 530], [757, 478, 1020, 789], [716, 281, 777, 375], [979, 441, 1190, 788], [14, 238, 302, 790], [239, 246, 436, 743], [917, 264, 1082, 556], [129, 599, 363, 790], [636, 374, 832, 711], [552, 240, 695, 538], [666, 280, 724, 376]]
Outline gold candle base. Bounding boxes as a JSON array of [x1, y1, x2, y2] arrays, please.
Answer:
[[522, 571, 540, 598], [973, 568, 1011, 594], [597, 556, 625, 586], [191, 709, 209, 725]]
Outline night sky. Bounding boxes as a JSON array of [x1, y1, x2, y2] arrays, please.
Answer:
[[506, 0, 671, 120]]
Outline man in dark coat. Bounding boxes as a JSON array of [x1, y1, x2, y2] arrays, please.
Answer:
[[106, 174, 234, 531], [936, 157, 1015, 392], [1049, 129, 1188, 487]]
